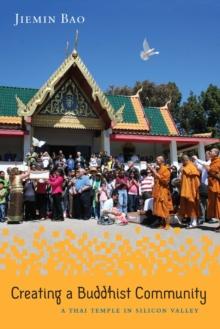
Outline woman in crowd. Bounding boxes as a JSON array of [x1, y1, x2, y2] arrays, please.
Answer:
[[47, 169, 64, 221], [99, 180, 109, 214], [127, 170, 139, 212], [36, 178, 48, 220], [89, 153, 98, 168], [92, 173, 102, 219], [23, 177, 36, 221]]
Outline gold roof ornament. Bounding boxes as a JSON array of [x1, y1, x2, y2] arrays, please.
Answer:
[[15, 95, 29, 114], [114, 104, 125, 123], [72, 29, 79, 58], [133, 86, 143, 97], [161, 98, 172, 109], [16, 32, 121, 124]]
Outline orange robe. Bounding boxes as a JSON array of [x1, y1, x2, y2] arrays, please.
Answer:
[[207, 157, 220, 219], [179, 161, 200, 218], [152, 164, 173, 218]]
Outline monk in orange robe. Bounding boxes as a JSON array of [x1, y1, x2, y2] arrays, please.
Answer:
[[204, 148, 220, 232], [178, 155, 200, 228], [150, 156, 173, 229]]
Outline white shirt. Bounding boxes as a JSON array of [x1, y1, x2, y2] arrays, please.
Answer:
[[101, 198, 114, 215], [194, 159, 211, 185]]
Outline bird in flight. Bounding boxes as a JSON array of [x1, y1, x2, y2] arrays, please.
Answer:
[[32, 137, 46, 148], [140, 38, 159, 60]]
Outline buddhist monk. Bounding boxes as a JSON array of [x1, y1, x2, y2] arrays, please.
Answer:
[[178, 155, 200, 228], [204, 148, 220, 232], [149, 156, 173, 229]]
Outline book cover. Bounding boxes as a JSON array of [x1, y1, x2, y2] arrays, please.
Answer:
[[0, 1, 219, 329]]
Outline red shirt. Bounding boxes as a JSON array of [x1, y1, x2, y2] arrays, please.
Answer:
[[115, 176, 128, 190], [36, 181, 47, 194]]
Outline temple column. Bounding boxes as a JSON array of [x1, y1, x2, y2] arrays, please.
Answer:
[[101, 128, 111, 155], [169, 140, 178, 167], [198, 141, 206, 160], [23, 124, 32, 160]]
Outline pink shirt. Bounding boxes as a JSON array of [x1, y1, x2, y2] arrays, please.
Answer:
[[128, 181, 139, 195], [99, 189, 108, 201], [49, 176, 64, 195]]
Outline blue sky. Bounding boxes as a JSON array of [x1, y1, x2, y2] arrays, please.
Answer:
[[0, 0, 219, 102]]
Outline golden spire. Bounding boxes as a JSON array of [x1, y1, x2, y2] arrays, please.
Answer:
[[72, 29, 79, 58], [66, 40, 70, 58]]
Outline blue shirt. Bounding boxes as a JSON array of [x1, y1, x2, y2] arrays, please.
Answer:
[[67, 158, 75, 170], [75, 175, 91, 192]]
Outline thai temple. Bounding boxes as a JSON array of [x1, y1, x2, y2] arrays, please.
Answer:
[[0, 47, 219, 167]]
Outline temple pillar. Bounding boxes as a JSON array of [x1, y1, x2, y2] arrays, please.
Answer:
[[23, 124, 32, 160], [101, 128, 111, 155], [169, 140, 178, 167], [198, 141, 206, 160]]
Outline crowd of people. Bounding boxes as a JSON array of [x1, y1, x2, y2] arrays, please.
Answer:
[[0, 146, 220, 232]]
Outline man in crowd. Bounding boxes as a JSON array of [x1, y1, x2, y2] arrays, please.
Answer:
[[149, 156, 173, 229], [126, 161, 139, 178], [178, 155, 200, 228], [66, 154, 75, 173], [115, 170, 129, 215], [25, 146, 38, 167], [192, 151, 211, 224], [204, 148, 220, 232], [101, 190, 128, 225], [75, 152, 86, 169], [75, 168, 92, 220]]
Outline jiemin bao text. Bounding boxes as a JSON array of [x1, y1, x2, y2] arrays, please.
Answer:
[[13, 13, 85, 26]]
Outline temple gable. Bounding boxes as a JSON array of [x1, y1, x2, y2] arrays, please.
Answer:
[[39, 78, 98, 119]]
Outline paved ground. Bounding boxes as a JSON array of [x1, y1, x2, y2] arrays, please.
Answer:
[[0, 218, 219, 246]]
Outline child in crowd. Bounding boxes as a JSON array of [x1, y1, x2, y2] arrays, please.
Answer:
[[0, 182, 7, 222]]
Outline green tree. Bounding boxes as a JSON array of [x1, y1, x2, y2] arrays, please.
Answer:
[[107, 80, 182, 122], [200, 84, 220, 136], [178, 92, 206, 135]]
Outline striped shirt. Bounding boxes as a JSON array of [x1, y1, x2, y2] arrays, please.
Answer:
[[140, 176, 154, 194]]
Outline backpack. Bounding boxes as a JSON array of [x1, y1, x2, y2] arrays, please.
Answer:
[[97, 215, 114, 225]]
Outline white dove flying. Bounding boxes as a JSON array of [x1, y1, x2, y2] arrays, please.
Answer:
[[140, 38, 159, 60], [32, 137, 46, 148]]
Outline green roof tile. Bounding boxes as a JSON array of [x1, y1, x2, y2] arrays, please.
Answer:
[[0, 86, 38, 116], [106, 95, 138, 124], [144, 107, 169, 135]]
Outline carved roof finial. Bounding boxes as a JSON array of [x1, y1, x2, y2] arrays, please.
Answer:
[[66, 40, 70, 58], [134, 86, 143, 97], [164, 98, 172, 108], [72, 29, 79, 58]]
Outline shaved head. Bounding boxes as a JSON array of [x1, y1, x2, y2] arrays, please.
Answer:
[[211, 148, 219, 156], [210, 148, 220, 159], [156, 156, 165, 165], [181, 154, 189, 161], [181, 154, 190, 165]]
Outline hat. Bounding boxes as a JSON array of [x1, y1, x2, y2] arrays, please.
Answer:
[[90, 167, 98, 173]]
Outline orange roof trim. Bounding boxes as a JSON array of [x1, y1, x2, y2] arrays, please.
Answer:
[[0, 116, 22, 125]]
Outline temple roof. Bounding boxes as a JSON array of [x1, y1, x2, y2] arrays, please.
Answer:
[[0, 85, 150, 131], [14, 53, 124, 127], [106, 94, 149, 131], [144, 106, 179, 136], [0, 85, 214, 139], [0, 86, 37, 125]]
